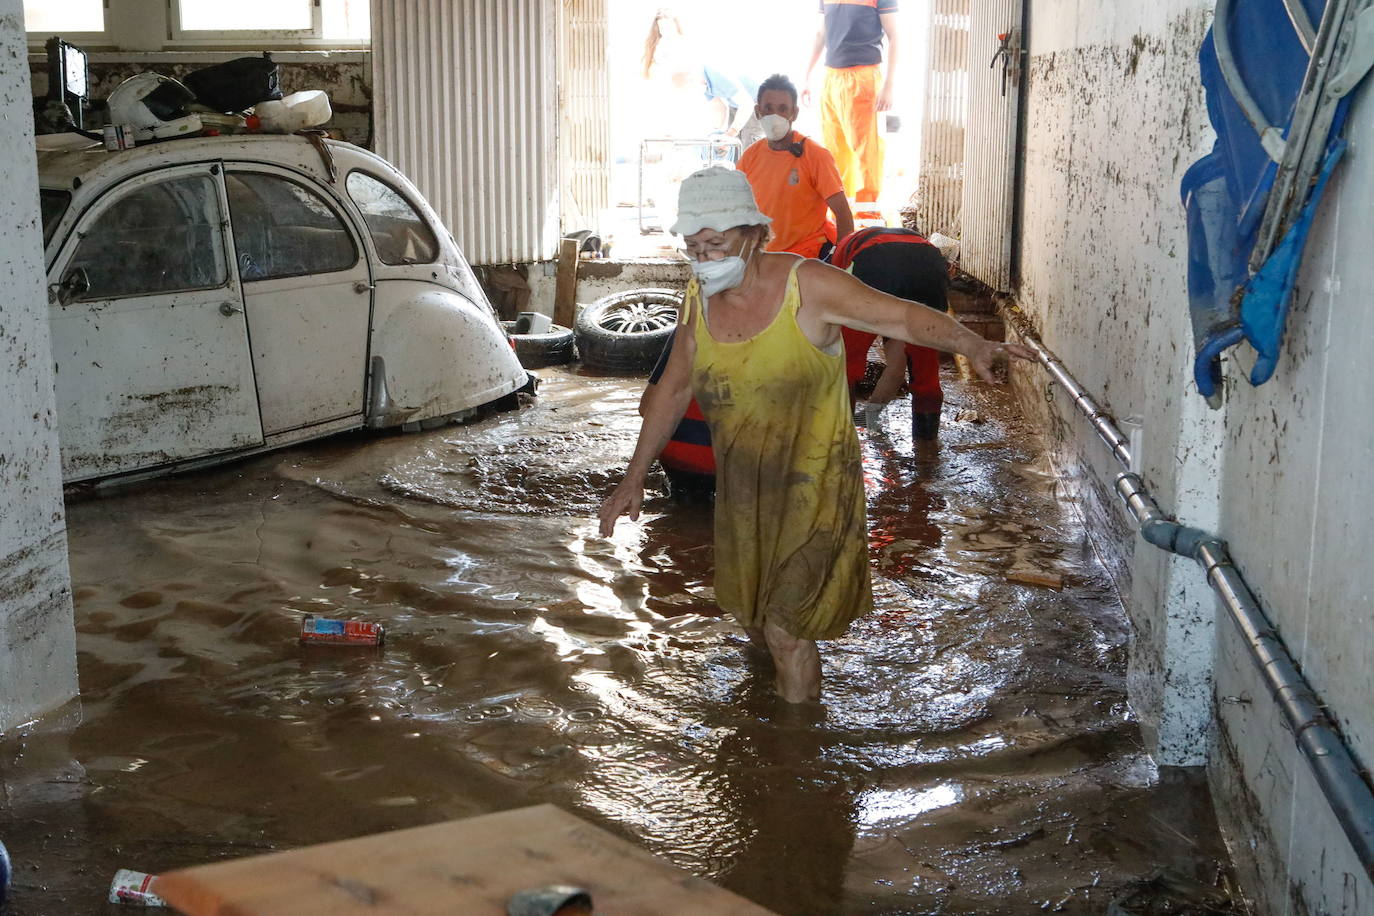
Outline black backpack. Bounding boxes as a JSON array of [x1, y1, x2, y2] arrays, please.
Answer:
[[184, 53, 282, 113]]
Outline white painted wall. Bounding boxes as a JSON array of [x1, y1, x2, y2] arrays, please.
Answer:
[[1207, 72, 1374, 916], [0, 0, 79, 730], [1012, 0, 1220, 763], [523, 259, 690, 321], [1006, 0, 1374, 911]]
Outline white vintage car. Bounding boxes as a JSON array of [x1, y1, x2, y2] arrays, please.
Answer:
[[38, 134, 530, 484]]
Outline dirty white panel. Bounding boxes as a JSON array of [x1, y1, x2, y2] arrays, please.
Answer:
[[959, 0, 1023, 291], [1213, 59, 1374, 915], [0, 0, 79, 729], [372, 0, 558, 264], [1012, 0, 1220, 766], [559, 0, 609, 236], [916, 0, 969, 239]]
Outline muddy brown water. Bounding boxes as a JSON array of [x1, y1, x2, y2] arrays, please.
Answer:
[[1, 367, 1235, 914]]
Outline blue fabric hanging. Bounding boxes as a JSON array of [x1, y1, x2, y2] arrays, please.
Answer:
[[1180, 0, 1347, 400], [1241, 135, 1346, 385]]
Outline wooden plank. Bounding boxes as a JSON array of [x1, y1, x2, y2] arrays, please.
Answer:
[[157, 804, 774, 915], [1006, 568, 1065, 590], [553, 237, 580, 328]]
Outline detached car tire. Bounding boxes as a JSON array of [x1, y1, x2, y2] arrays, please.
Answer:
[[501, 321, 575, 369], [575, 288, 681, 373]]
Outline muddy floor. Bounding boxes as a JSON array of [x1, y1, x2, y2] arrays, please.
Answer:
[[0, 365, 1237, 914]]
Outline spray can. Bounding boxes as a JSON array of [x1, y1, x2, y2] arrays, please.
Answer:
[[102, 124, 133, 151], [108, 869, 165, 906], [300, 615, 385, 646]]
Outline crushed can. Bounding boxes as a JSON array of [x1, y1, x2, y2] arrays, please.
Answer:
[[300, 614, 385, 646], [108, 869, 165, 906]]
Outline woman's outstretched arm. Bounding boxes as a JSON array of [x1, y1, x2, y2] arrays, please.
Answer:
[[599, 325, 696, 536]]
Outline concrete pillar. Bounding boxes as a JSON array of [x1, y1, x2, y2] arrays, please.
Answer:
[[1127, 389, 1225, 766], [0, 0, 80, 729]]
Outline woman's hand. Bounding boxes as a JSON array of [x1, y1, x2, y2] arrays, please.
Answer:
[[968, 339, 1037, 383], [598, 475, 646, 537]]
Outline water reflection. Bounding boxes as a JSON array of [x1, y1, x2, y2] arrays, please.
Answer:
[[0, 368, 1234, 915]]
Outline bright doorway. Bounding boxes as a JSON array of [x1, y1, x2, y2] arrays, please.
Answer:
[[601, 0, 931, 258]]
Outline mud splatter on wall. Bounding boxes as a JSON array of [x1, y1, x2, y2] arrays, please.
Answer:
[[1004, 1, 1374, 912], [0, 0, 79, 729]]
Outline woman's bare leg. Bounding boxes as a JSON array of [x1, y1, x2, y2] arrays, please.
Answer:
[[762, 620, 821, 703]]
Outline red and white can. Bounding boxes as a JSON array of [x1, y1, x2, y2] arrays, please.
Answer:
[[108, 869, 165, 906], [300, 615, 385, 646], [102, 124, 134, 151]]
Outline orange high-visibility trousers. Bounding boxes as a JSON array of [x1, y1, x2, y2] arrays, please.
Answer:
[[820, 64, 883, 204]]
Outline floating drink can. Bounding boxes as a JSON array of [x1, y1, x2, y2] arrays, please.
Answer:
[[301, 614, 385, 646], [108, 869, 165, 906]]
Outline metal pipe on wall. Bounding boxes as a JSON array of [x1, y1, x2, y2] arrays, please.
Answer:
[[1001, 304, 1374, 878]]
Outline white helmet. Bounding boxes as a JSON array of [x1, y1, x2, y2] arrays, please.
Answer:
[[106, 72, 203, 142]]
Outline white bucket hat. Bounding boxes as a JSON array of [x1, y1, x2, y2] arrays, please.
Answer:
[[669, 166, 772, 237]]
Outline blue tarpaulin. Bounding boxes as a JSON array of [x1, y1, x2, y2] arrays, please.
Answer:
[[1181, 0, 1361, 400]]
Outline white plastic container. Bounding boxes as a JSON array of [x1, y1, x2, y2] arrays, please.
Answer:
[[254, 90, 332, 133]]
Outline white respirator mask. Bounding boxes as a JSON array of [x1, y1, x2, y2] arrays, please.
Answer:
[[691, 239, 753, 297], [759, 113, 792, 142]]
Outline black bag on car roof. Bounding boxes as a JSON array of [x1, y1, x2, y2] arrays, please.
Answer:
[[184, 53, 282, 113]]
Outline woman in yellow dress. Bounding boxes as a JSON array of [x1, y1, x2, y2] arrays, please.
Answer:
[[599, 167, 1032, 703]]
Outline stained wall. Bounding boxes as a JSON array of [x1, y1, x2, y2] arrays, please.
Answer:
[[29, 52, 371, 146], [1006, 1, 1374, 911], [0, 0, 79, 730]]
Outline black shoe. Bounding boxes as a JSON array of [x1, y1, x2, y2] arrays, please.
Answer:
[[913, 411, 941, 441]]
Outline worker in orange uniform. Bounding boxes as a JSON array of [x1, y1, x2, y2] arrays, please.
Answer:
[[802, 0, 899, 218], [737, 74, 853, 260]]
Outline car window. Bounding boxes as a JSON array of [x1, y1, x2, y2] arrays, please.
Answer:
[[225, 172, 358, 281], [67, 174, 226, 300], [345, 171, 439, 266], [40, 190, 69, 246]]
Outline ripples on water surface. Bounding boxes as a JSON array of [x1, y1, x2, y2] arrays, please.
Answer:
[[1, 368, 1231, 914]]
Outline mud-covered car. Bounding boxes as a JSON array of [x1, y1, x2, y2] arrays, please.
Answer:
[[38, 134, 530, 484]]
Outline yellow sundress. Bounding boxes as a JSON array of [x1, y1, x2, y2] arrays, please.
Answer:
[[685, 260, 873, 640]]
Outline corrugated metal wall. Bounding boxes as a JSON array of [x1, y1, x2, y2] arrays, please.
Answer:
[[372, 0, 558, 265], [559, 0, 609, 236], [958, 0, 1024, 291], [917, 0, 970, 240]]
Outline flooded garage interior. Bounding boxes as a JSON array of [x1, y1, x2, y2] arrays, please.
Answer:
[[2, 368, 1236, 913], [7, 0, 1374, 912]]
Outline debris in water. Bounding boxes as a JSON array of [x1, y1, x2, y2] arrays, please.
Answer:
[[955, 409, 985, 424], [108, 869, 166, 906], [1007, 568, 1065, 590], [300, 615, 386, 646], [1106, 869, 1238, 914], [950, 440, 1009, 451]]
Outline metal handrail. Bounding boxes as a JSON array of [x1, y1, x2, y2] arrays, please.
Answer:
[[1003, 304, 1374, 878]]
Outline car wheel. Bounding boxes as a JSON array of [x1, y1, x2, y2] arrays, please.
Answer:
[[501, 321, 575, 369], [575, 288, 681, 373]]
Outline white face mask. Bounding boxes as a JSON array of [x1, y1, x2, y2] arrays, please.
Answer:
[[759, 113, 792, 142], [691, 239, 752, 297]]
